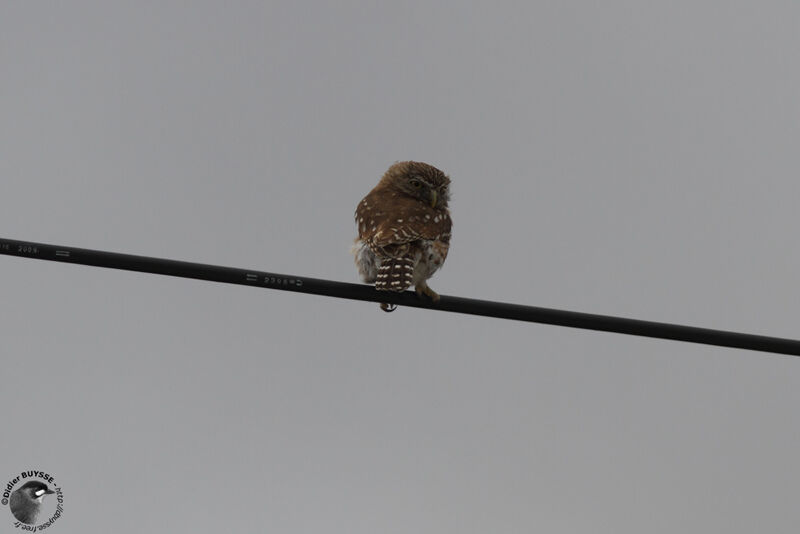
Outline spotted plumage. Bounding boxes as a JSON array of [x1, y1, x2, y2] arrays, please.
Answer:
[[352, 161, 452, 309]]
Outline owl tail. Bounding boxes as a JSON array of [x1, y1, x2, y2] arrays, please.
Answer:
[[375, 256, 414, 293]]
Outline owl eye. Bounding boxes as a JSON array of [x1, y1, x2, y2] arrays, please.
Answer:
[[409, 179, 422, 189]]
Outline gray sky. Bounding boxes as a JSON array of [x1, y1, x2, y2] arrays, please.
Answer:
[[2, 2, 799, 533]]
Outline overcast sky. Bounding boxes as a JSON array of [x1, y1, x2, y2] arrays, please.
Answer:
[[2, 2, 799, 533]]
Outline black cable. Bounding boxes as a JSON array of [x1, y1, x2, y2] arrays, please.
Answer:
[[2, 236, 799, 356]]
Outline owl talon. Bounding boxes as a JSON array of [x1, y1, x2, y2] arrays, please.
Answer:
[[415, 283, 440, 302], [380, 302, 397, 312]]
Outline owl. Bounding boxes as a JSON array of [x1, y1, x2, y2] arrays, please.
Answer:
[[352, 161, 452, 311]]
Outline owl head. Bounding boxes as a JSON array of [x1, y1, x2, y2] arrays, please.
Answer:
[[381, 161, 451, 209]]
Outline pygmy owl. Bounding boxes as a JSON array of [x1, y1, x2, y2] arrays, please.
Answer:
[[352, 161, 452, 310]]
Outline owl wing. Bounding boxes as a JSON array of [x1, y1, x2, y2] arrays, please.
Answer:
[[367, 208, 452, 253], [356, 195, 452, 292], [370, 209, 451, 293]]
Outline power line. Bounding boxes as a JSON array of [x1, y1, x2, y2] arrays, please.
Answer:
[[2, 236, 799, 356]]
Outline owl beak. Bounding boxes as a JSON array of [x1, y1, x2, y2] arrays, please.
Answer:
[[430, 190, 438, 208]]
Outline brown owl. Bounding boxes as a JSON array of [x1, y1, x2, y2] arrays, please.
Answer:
[[352, 161, 452, 311]]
